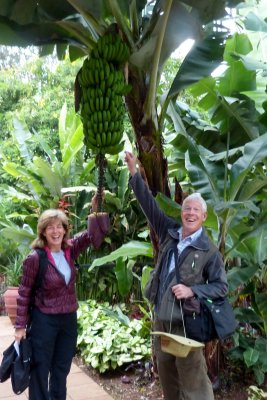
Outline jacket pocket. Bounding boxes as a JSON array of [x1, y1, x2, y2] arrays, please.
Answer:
[[157, 288, 182, 323]]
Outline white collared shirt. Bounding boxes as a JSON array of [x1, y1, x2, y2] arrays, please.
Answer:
[[168, 227, 203, 272]]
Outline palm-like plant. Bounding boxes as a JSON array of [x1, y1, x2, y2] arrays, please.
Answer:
[[0, 104, 96, 247], [2, 254, 24, 287]]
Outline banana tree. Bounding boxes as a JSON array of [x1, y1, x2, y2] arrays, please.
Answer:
[[0, 0, 244, 193], [0, 0, 248, 265]]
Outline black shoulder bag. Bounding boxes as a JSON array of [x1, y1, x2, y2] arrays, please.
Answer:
[[0, 338, 32, 395], [173, 246, 237, 343]]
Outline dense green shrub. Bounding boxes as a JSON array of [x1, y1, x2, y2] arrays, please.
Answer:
[[77, 300, 151, 373]]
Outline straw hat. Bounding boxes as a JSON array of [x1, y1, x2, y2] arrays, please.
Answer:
[[152, 331, 204, 358]]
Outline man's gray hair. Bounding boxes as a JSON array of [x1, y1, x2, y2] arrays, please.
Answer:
[[182, 193, 207, 213]]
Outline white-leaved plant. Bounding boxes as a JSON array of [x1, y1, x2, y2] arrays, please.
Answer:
[[77, 300, 151, 373]]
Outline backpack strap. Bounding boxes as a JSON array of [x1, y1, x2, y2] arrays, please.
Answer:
[[27, 249, 48, 333], [70, 247, 80, 269], [35, 249, 47, 287], [31, 249, 48, 305]]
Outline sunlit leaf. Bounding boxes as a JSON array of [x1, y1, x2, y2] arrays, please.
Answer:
[[90, 241, 153, 269]]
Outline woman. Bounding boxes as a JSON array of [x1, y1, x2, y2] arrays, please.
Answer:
[[14, 195, 107, 400]]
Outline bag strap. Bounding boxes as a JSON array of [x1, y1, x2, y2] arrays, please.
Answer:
[[70, 247, 80, 270], [170, 245, 187, 335], [173, 245, 180, 283], [31, 249, 48, 305]]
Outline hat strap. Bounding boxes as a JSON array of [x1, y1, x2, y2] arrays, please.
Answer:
[[169, 244, 187, 337], [169, 296, 187, 338]]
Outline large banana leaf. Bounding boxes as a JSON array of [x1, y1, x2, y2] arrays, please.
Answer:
[[185, 135, 267, 208], [234, 307, 263, 325], [227, 265, 259, 292], [12, 118, 32, 165], [89, 240, 153, 270], [243, 11, 267, 33], [190, 77, 259, 144], [58, 104, 84, 175], [3, 162, 47, 205], [168, 33, 228, 97], [238, 177, 267, 201], [1, 225, 35, 250], [229, 133, 267, 199], [237, 10, 267, 113], [186, 32, 263, 146], [185, 145, 225, 202], [117, 167, 129, 210], [130, 1, 201, 71], [229, 215, 267, 258], [0, 0, 245, 69], [155, 192, 181, 219], [220, 33, 256, 94], [114, 257, 134, 296], [32, 158, 63, 197], [255, 293, 267, 335]]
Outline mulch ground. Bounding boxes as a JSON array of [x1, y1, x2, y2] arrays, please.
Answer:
[[74, 356, 261, 400]]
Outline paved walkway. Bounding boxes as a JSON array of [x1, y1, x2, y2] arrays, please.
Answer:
[[0, 316, 113, 400]]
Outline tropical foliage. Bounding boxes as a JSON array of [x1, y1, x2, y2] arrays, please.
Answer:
[[0, 99, 151, 301], [77, 300, 151, 373], [0, 0, 251, 193], [0, 0, 267, 382], [0, 53, 82, 165]]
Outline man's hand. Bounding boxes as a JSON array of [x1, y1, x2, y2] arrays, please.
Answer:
[[172, 284, 194, 299], [124, 151, 138, 176]]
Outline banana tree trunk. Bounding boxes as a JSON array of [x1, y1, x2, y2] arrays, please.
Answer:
[[126, 69, 171, 193], [126, 69, 171, 256]]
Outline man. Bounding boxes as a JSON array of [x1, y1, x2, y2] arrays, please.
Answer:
[[124, 151, 228, 400]]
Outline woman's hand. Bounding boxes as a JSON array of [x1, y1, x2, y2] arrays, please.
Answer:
[[15, 328, 26, 342], [124, 151, 138, 176]]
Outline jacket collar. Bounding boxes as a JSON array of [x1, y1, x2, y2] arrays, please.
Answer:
[[168, 226, 210, 251], [44, 246, 72, 265]]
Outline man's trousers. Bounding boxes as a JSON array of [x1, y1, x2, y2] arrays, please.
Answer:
[[154, 317, 214, 400]]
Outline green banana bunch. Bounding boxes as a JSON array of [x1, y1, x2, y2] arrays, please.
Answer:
[[77, 31, 131, 156]]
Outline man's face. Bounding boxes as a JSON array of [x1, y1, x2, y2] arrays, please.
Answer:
[[181, 199, 207, 237]]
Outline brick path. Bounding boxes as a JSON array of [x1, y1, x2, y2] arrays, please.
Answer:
[[0, 316, 113, 399]]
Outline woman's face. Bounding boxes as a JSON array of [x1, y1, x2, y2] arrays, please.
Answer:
[[43, 218, 66, 251]]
